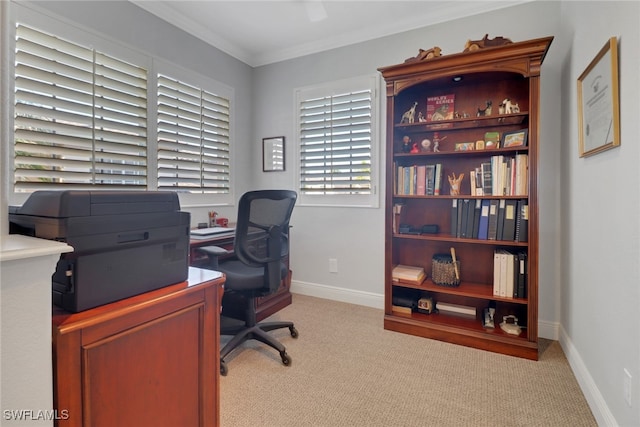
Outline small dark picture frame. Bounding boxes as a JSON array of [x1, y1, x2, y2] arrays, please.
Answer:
[[502, 129, 528, 148], [262, 136, 285, 172]]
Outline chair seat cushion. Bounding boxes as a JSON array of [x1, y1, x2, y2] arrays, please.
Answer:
[[220, 260, 288, 292]]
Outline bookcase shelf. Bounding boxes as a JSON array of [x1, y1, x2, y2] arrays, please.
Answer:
[[379, 36, 553, 361]]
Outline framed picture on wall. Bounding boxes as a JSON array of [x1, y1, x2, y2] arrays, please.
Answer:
[[262, 136, 285, 172], [577, 37, 620, 157]]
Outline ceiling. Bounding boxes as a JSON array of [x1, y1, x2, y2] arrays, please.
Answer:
[[131, 0, 530, 67]]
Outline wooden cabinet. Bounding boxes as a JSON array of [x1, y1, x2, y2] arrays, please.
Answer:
[[190, 233, 292, 322], [52, 267, 225, 427], [378, 37, 553, 360]]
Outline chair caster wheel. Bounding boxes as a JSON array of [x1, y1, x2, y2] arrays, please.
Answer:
[[280, 352, 292, 366], [290, 326, 299, 338], [220, 360, 228, 376]]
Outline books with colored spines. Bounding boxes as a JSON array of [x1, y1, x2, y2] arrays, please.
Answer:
[[433, 163, 443, 195]]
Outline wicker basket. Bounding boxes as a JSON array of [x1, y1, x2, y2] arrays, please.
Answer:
[[431, 254, 460, 287]]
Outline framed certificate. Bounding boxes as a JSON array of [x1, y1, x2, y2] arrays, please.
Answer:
[[577, 37, 620, 157]]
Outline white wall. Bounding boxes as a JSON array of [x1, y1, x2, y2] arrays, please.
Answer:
[[559, 2, 640, 426]]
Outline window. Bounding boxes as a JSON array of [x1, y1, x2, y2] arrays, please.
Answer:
[[296, 75, 379, 207], [157, 74, 230, 194], [10, 14, 235, 207], [14, 24, 148, 192]]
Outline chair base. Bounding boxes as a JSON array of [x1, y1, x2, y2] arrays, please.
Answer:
[[220, 317, 298, 376]]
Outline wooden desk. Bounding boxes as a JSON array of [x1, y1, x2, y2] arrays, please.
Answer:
[[52, 267, 224, 427], [189, 230, 292, 322]]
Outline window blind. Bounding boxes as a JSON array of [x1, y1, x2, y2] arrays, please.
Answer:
[[14, 24, 148, 191], [298, 88, 372, 195], [157, 74, 230, 193]]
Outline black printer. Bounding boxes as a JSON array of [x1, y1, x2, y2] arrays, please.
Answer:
[[9, 190, 191, 312]]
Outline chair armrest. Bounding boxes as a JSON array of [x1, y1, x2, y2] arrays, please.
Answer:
[[197, 245, 231, 269]]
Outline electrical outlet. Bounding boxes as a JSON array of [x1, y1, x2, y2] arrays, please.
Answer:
[[329, 258, 338, 273], [624, 368, 632, 407]]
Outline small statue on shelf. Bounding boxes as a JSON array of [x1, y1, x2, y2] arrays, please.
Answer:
[[404, 46, 442, 63], [401, 135, 411, 152], [432, 132, 446, 152], [410, 143, 420, 154], [447, 172, 464, 195], [417, 112, 426, 122], [400, 101, 418, 124], [476, 100, 492, 117]]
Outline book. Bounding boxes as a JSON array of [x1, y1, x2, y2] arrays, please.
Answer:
[[392, 305, 413, 315], [425, 164, 436, 195], [493, 250, 501, 297], [515, 154, 528, 196], [478, 199, 491, 240], [450, 199, 459, 237], [416, 165, 426, 195], [481, 162, 492, 195], [516, 252, 528, 298], [392, 264, 425, 284], [502, 199, 518, 240], [471, 199, 481, 239], [515, 199, 529, 242], [465, 198, 476, 239], [460, 199, 471, 238], [433, 163, 443, 195], [435, 302, 476, 318], [496, 199, 506, 240], [456, 198, 464, 238], [426, 94, 455, 121], [487, 199, 499, 240], [505, 251, 515, 298]]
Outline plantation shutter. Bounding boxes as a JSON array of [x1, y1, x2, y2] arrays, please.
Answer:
[[157, 74, 230, 193], [14, 24, 148, 191], [299, 88, 372, 195]]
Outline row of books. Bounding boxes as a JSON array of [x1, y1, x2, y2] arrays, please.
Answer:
[[451, 198, 528, 242], [395, 164, 443, 196], [493, 250, 528, 299], [470, 154, 528, 197]]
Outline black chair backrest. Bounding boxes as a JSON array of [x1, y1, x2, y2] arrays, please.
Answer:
[[234, 190, 297, 294]]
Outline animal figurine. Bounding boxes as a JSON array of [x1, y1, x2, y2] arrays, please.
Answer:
[[400, 102, 418, 124], [448, 173, 464, 196], [410, 143, 420, 154], [477, 100, 492, 117], [463, 34, 513, 52], [404, 46, 442, 63]]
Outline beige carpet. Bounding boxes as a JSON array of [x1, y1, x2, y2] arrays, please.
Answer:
[[220, 294, 596, 427]]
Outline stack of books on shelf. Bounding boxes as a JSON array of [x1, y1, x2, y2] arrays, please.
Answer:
[[493, 250, 528, 298], [435, 301, 476, 318], [469, 154, 528, 197], [395, 163, 443, 196], [392, 264, 426, 285], [451, 198, 528, 241]]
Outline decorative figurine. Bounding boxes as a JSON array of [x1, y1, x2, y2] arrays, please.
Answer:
[[404, 46, 442, 63], [463, 34, 513, 52], [420, 139, 431, 152], [417, 112, 426, 122], [400, 102, 418, 124], [410, 143, 420, 154], [432, 132, 446, 152], [476, 100, 492, 117], [401, 135, 412, 152], [499, 98, 520, 114], [447, 172, 464, 195]]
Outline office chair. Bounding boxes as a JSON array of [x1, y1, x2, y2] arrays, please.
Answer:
[[198, 190, 298, 376]]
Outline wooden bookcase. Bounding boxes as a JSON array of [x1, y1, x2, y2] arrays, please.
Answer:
[[378, 36, 553, 360]]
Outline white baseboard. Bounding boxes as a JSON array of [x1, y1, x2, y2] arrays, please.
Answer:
[[291, 280, 560, 341], [559, 326, 617, 426], [290, 280, 384, 309]]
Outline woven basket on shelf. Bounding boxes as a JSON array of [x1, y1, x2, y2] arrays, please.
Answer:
[[431, 254, 460, 287]]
